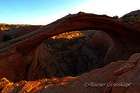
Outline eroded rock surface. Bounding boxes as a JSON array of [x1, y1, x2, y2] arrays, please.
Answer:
[[0, 12, 139, 93], [0, 53, 140, 93]]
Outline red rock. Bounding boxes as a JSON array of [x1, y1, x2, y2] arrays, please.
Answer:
[[38, 53, 140, 93], [0, 12, 139, 93]]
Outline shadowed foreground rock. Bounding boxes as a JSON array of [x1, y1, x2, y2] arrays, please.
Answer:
[[0, 53, 140, 93]]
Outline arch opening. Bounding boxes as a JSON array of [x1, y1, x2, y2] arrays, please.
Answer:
[[27, 30, 117, 79]]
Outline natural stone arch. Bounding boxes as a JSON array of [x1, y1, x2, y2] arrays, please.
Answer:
[[0, 12, 139, 53], [0, 12, 138, 62], [0, 13, 140, 81]]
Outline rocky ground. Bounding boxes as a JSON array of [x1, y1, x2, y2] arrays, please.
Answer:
[[0, 10, 140, 93], [1, 53, 140, 93]]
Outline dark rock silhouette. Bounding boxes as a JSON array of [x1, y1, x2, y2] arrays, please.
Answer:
[[121, 10, 140, 23], [121, 10, 140, 29]]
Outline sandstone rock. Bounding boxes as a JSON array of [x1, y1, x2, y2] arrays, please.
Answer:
[[0, 53, 140, 93], [38, 53, 140, 93], [0, 12, 139, 87]]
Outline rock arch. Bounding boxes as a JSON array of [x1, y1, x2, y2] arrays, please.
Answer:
[[0, 13, 140, 81]]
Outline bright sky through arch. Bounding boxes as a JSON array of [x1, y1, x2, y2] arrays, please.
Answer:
[[0, 0, 139, 25]]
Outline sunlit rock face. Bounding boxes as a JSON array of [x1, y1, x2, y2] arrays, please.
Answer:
[[51, 31, 84, 40]]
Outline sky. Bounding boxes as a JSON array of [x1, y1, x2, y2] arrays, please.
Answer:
[[0, 0, 140, 25]]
